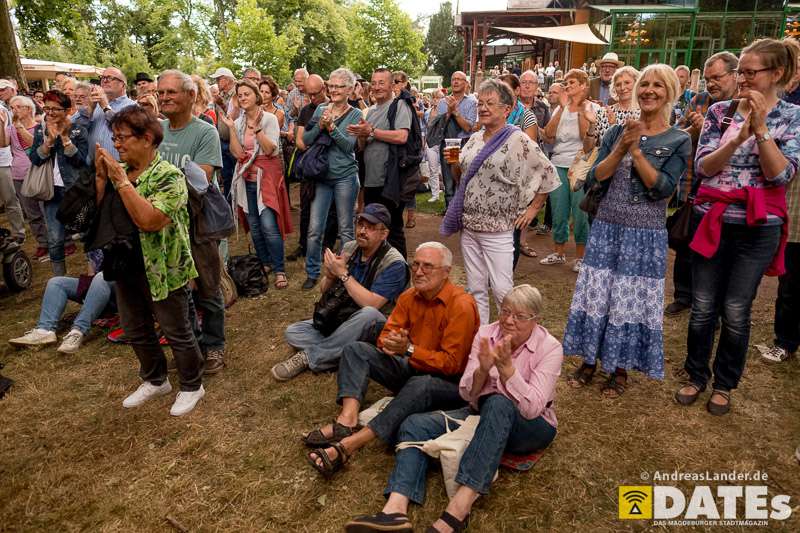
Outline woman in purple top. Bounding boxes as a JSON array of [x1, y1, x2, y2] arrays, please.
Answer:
[[677, 38, 800, 415], [344, 285, 563, 533]]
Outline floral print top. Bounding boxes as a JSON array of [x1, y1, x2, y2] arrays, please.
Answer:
[[129, 154, 197, 301], [460, 129, 560, 233], [695, 99, 800, 225], [594, 105, 640, 147]]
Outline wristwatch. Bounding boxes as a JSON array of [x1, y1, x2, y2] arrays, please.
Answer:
[[339, 273, 350, 284], [406, 344, 415, 357], [367, 125, 376, 142], [103, 107, 111, 113], [755, 131, 771, 144], [254, 128, 262, 135]]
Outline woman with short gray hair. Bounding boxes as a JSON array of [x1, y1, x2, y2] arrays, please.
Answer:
[[345, 283, 562, 533], [300, 67, 363, 286], [441, 80, 559, 324]]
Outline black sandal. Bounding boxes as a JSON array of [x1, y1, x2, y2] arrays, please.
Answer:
[[567, 362, 596, 388], [303, 420, 358, 448], [307, 442, 349, 477], [345, 512, 413, 533], [601, 370, 627, 398], [427, 511, 469, 533], [706, 389, 731, 416], [674, 382, 706, 406]]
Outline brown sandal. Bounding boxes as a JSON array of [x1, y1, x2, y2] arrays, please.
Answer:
[[601, 371, 627, 398], [706, 389, 731, 416], [303, 420, 358, 448], [520, 244, 537, 257], [675, 382, 705, 406], [568, 363, 597, 388], [307, 442, 350, 477], [274, 272, 288, 290]]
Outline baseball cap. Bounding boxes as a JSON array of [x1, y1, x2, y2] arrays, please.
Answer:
[[0, 80, 15, 90], [357, 204, 391, 228], [209, 67, 235, 79]]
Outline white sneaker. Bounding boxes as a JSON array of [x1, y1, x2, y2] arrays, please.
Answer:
[[9, 328, 57, 347], [427, 195, 440, 203], [170, 385, 205, 416], [755, 344, 790, 363], [572, 258, 583, 273], [57, 329, 84, 354], [122, 381, 173, 408], [539, 253, 566, 265]]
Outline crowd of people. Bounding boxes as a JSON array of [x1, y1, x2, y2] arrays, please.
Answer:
[[1, 33, 799, 532]]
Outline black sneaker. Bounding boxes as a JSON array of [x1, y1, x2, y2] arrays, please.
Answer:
[[286, 247, 305, 261], [665, 301, 690, 316], [344, 512, 412, 533], [302, 277, 318, 290]]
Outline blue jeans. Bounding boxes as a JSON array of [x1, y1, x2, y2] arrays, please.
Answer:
[[37, 273, 114, 334], [685, 221, 781, 391], [386, 395, 556, 504], [305, 175, 359, 279], [245, 180, 285, 273], [43, 186, 66, 263], [284, 306, 386, 372], [220, 140, 236, 201], [337, 341, 465, 444]]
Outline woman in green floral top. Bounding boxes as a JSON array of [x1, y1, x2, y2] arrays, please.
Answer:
[[95, 106, 205, 417]]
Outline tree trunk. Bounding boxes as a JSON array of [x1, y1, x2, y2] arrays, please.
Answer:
[[0, 0, 28, 92]]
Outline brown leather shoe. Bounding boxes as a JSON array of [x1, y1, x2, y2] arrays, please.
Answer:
[[204, 349, 226, 375]]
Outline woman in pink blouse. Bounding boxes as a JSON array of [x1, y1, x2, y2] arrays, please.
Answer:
[[344, 284, 562, 533]]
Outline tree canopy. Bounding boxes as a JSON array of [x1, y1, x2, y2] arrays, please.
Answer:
[[7, 0, 431, 85], [424, 1, 464, 83]]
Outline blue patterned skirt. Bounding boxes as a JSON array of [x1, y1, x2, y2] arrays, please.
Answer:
[[563, 219, 667, 379]]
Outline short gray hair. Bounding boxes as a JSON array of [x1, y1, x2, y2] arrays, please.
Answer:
[[415, 241, 453, 267], [705, 51, 739, 74], [294, 68, 309, 78], [329, 68, 356, 88], [502, 284, 543, 318], [74, 81, 92, 93], [674, 65, 690, 75], [478, 79, 515, 107], [520, 70, 538, 82], [9, 95, 35, 115], [158, 69, 196, 94]]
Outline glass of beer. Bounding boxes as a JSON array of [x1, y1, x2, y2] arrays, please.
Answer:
[[444, 138, 461, 164]]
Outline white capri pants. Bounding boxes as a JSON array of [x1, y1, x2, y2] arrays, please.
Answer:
[[461, 228, 514, 325]]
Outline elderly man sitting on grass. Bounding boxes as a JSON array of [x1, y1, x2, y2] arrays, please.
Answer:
[[302, 242, 479, 477]]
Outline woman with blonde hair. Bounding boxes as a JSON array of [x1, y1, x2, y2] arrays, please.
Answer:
[[592, 66, 640, 145], [564, 64, 690, 397], [676, 39, 800, 415], [191, 74, 216, 125]]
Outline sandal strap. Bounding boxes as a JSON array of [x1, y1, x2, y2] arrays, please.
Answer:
[[439, 511, 468, 532], [330, 441, 350, 465], [711, 389, 731, 400]]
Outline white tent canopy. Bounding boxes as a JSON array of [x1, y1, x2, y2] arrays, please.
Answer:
[[21, 58, 103, 82], [494, 24, 607, 46]]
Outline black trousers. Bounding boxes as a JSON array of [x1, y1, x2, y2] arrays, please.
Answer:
[[775, 242, 800, 353], [363, 186, 407, 258], [116, 273, 203, 391]]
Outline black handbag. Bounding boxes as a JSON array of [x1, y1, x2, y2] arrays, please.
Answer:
[[295, 129, 332, 182], [312, 242, 390, 336], [56, 167, 96, 235], [227, 254, 268, 297], [667, 99, 739, 250]]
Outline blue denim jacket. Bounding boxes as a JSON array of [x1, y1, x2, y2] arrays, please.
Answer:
[[588, 124, 691, 203], [29, 122, 90, 190]]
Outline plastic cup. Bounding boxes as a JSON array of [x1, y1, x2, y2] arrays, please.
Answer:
[[444, 138, 461, 163]]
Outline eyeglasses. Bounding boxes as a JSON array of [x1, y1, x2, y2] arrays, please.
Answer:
[[328, 84, 348, 90], [245, 76, 260, 82], [499, 308, 537, 322], [42, 106, 65, 113], [736, 67, 773, 80], [101, 75, 124, 83], [393, 79, 404, 84], [520, 80, 538, 86], [410, 261, 444, 274], [111, 132, 135, 144], [704, 71, 734, 85], [477, 101, 508, 109], [306, 90, 323, 98]]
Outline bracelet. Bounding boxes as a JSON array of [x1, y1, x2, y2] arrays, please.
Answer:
[[117, 181, 133, 191], [254, 128, 262, 135]]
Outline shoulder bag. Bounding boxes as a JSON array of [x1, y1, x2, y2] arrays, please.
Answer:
[[667, 99, 739, 249], [21, 159, 54, 201]]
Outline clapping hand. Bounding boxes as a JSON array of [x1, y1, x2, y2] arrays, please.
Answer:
[[319, 108, 333, 131], [323, 248, 347, 278], [477, 335, 515, 377], [382, 328, 410, 356], [90, 85, 109, 109], [96, 146, 127, 186], [620, 119, 643, 152], [684, 106, 705, 133], [741, 90, 768, 135], [558, 89, 569, 109], [218, 112, 235, 128], [605, 105, 617, 126], [346, 118, 372, 138], [581, 101, 597, 125]]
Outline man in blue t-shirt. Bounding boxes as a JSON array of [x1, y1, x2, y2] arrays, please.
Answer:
[[273, 204, 409, 381]]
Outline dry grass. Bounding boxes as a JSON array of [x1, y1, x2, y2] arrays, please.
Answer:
[[1, 204, 799, 532]]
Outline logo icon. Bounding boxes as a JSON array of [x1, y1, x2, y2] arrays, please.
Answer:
[[619, 486, 653, 519]]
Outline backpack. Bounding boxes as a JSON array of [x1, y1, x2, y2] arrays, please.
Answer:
[[227, 254, 268, 297], [295, 126, 332, 182], [387, 92, 423, 202]]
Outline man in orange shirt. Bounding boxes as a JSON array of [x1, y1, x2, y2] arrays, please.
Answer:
[[303, 241, 479, 476]]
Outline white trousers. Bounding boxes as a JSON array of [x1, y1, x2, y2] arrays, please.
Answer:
[[461, 228, 514, 325], [426, 146, 441, 198]]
